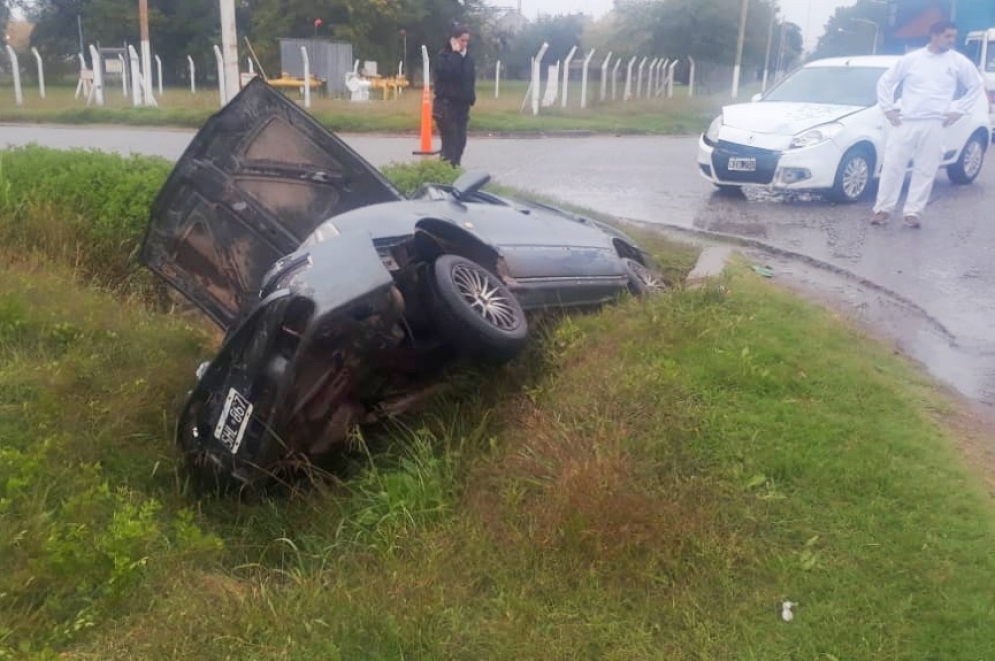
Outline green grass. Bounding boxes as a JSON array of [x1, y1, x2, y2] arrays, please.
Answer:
[[0, 80, 718, 135], [1, 151, 994, 659]]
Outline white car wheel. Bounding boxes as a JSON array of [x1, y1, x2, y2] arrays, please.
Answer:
[[831, 147, 874, 203], [947, 133, 987, 185]]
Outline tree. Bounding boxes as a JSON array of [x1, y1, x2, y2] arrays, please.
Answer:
[[810, 0, 891, 59], [612, 0, 780, 66], [20, 0, 490, 84], [495, 12, 588, 79], [771, 20, 803, 73], [0, 1, 9, 42]]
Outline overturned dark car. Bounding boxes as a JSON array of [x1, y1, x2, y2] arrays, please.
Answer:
[[141, 77, 665, 491]]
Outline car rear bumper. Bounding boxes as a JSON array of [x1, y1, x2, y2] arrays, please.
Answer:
[[697, 134, 845, 191]]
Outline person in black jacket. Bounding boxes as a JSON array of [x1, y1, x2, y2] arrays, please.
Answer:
[[433, 24, 476, 167]]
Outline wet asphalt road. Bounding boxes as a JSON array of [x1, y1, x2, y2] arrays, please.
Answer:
[[2, 123, 993, 406]]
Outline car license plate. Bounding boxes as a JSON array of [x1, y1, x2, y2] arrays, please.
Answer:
[[727, 157, 757, 172], [213, 387, 254, 454]]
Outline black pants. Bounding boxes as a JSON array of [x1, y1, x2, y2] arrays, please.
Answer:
[[435, 100, 469, 166]]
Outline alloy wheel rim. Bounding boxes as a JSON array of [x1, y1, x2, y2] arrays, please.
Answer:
[[842, 156, 869, 199], [964, 141, 984, 178], [451, 263, 520, 330]]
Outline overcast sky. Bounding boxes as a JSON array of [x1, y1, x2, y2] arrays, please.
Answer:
[[510, 0, 851, 50]]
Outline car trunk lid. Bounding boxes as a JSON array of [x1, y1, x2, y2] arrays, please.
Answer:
[[140, 77, 403, 329]]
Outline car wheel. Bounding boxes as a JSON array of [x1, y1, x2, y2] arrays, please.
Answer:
[[624, 258, 667, 296], [430, 254, 528, 362], [831, 146, 874, 203], [947, 132, 987, 185]]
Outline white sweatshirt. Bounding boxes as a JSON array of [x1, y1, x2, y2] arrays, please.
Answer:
[[876, 47, 984, 120]]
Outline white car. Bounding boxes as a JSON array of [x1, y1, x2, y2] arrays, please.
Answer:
[[697, 55, 992, 202]]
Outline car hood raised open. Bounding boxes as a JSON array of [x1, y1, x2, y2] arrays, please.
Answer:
[[140, 77, 403, 329]]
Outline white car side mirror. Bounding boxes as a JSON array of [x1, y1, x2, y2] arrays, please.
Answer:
[[751, 93, 763, 103]]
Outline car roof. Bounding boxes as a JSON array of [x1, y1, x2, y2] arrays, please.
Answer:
[[803, 55, 900, 69]]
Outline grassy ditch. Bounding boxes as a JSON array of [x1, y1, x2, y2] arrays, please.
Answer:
[[0, 81, 717, 135], [1, 148, 994, 659]]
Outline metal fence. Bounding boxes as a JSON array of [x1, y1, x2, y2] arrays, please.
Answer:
[[278, 38, 353, 96]]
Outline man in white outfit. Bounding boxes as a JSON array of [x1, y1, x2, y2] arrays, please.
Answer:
[[870, 20, 984, 228]]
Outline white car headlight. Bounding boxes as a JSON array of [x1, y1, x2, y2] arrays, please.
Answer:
[[706, 115, 723, 143], [790, 122, 844, 149]]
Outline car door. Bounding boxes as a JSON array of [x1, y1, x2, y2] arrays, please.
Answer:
[[140, 77, 404, 329]]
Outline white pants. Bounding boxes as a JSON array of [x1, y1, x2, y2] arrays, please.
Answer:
[[873, 119, 945, 218]]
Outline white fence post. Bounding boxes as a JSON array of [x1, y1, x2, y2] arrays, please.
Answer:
[[667, 59, 681, 99], [87, 44, 104, 106], [624, 56, 636, 100], [494, 60, 501, 98], [30, 47, 45, 99], [188, 55, 196, 93], [75, 53, 89, 99], [646, 58, 658, 98], [5, 45, 23, 106], [155, 54, 163, 97], [636, 56, 648, 98], [688, 56, 696, 97], [118, 54, 128, 96], [301, 45, 311, 108], [580, 49, 596, 109], [542, 61, 560, 107], [247, 57, 254, 75], [213, 44, 227, 106], [599, 51, 612, 101], [128, 45, 143, 106], [531, 42, 549, 116], [611, 57, 622, 100], [560, 45, 577, 108]]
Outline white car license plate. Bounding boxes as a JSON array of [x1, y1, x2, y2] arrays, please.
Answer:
[[213, 387, 254, 454], [727, 157, 757, 172]]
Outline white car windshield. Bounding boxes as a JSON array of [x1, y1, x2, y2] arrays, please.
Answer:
[[763, 66, 887, 107]]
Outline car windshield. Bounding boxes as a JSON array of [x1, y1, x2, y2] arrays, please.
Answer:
[[763, 65, 887, 107]]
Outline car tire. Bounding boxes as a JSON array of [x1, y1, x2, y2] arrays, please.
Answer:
[[947, 132, 987, 185], [430, 254, 528, 362], [624, 258, 667, 296], [831, 146, 874, 203]]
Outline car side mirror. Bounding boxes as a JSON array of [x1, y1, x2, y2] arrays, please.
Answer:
[[451, 170, 491, 200], [751, 93, 763, 103]]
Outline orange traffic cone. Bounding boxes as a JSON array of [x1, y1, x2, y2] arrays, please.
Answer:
[[413, 84, 440, 155]]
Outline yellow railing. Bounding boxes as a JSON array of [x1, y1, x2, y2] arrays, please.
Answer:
[[366, 74, 410, 100]]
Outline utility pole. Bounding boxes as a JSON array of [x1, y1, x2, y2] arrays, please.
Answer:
[[139, 0, 153, 103], [762, 9, 776, 92], [219, 0, 240, 103], [732, 0, 749, 98]]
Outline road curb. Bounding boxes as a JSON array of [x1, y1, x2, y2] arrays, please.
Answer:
[[619, 216, 958, 343]]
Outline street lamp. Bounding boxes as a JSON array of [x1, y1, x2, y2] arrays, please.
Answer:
[[851, 17, 880, 55]]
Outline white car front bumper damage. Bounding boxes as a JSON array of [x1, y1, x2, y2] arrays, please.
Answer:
[[697, 127, 847, 192]]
